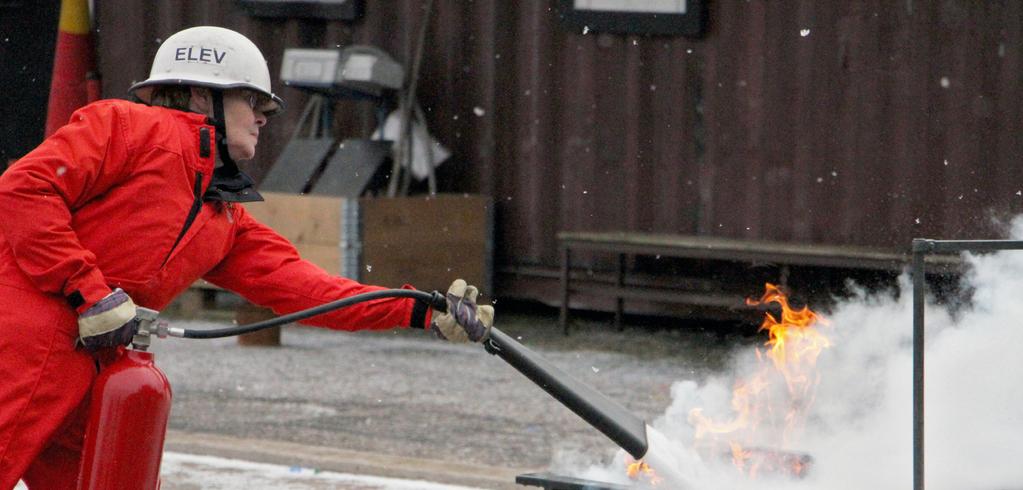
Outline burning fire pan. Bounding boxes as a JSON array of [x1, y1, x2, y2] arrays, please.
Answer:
[[485, 282, 820, 487], [519, 448, 814, 490], [726, 446, 814, 478], [515, 446, 813, 490]]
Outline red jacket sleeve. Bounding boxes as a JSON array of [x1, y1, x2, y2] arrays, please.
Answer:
[[202, 206, 431, 331], [0, 102, 135, 310]]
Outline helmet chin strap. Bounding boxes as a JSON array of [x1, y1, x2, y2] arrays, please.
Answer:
[[210, 90, 238, 172], [204, 89, 263, 203]]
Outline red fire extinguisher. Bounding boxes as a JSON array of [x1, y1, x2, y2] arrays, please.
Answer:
[[68, 289, 447, 488], [77, 308, 171, 490]]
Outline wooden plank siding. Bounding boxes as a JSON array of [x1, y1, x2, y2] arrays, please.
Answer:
[[90, 1, 1023, 303]]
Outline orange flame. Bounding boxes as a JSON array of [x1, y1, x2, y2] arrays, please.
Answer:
[[753, 283, 831, 404], [686, 283, 830, 478], [625, 457, 662, 486], [730, 441, 751, 470]]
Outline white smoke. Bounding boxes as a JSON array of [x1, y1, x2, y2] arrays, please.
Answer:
[[573, 219, 1023, 489]]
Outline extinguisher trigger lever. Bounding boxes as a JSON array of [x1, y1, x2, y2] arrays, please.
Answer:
[[130, 307, 162, 351]]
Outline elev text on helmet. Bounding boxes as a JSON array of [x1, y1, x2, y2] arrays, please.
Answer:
[[174, 47, 226, 64]]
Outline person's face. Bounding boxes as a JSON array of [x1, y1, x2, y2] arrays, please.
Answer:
[[222, 89, 270, 161], [189, 87, 271, 162]]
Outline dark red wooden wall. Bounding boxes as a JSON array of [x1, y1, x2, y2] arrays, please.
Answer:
[[89, 1, 1023, 298]]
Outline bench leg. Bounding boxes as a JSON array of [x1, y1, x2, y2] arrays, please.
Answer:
[[560, 246, 571, 335], [615, 253, 625, 331]]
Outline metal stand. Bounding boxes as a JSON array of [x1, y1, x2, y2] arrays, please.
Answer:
[[910, 238, 1023, 490]]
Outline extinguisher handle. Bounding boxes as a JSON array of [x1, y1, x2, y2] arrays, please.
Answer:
[[130, 307, 162, 351], [136, 307, 160, 323]]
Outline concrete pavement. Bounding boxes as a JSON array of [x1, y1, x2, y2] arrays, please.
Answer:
[[162, 430, 526, 490]]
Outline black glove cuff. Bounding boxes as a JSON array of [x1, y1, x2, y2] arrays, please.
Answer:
[[67, 290, 86, 310], [410, 298, 431, 330]]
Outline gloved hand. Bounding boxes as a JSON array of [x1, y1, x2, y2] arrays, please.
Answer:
[[77, 288, 140, 351], [431, 279, 494, 343]]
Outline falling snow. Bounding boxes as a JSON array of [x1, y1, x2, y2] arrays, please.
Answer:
[[800, 29, 811, 37]]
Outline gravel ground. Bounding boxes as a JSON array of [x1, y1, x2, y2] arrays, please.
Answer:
[[151, 302, 751, 487]]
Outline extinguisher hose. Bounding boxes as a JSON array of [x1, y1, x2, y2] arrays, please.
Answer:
[[176, 289, 448, 339], [171, 288, 655, 464]]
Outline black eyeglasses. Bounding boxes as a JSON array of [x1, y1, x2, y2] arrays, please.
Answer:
[[234, 90, 269, 113]]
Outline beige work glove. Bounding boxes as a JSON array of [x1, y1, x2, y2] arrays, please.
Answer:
[[77, 288, 140, 351], [430, 279, 494, 343]]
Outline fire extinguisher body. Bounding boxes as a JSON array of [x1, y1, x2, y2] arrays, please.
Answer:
[[78, 349, 172, 490]]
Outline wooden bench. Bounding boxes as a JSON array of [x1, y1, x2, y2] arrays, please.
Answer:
[[558, 231, 959, 334]]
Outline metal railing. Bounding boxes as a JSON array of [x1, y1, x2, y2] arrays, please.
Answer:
[[911, 238, 1023, 490]]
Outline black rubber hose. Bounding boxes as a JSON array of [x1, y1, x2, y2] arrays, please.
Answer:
[[177, 286, 653, 461], [179, 289, 447, 339]]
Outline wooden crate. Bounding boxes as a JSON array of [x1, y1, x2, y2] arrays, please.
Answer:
[[245, 192, 353, 275], [245, 192, 493, 297]]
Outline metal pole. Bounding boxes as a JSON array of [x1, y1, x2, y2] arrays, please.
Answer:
[[911, 239, 929, 490], [909, 237, 1023, 490], [920, 239, 1023, 253]]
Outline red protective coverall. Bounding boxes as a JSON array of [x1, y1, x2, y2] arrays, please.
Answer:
[[0, 99, 430, 488]]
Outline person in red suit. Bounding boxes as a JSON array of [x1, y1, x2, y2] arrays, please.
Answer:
[[0, 25, 493, 488]]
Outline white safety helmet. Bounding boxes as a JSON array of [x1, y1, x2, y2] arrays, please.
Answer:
[[129, 26, 284, 116]]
